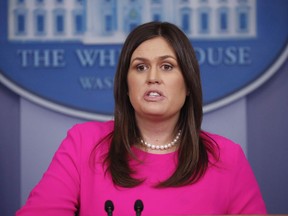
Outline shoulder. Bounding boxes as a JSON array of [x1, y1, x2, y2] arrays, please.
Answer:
[[53, 121, 114, 164], [203, 131, 242, 152], [63, 120, 114, 151], [69, 120, 114, 138], [202, 131, 245, 165], [71, 120, 114, 131]]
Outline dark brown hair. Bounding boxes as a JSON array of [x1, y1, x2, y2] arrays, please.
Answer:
[[99, 21, 218, 187]]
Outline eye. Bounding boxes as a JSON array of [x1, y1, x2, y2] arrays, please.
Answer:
[[136, 64, 149, 72], [161, 63, 173, 71]]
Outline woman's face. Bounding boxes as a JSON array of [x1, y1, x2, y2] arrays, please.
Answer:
[[127, 37, 187, 121]]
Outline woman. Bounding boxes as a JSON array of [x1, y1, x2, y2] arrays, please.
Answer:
[[17, 22, 266, 215]]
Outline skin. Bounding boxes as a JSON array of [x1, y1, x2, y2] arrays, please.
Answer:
[[127, 37, 188, 152]]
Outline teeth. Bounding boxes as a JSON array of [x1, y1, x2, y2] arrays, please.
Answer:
[[148, 92, 160, 97]]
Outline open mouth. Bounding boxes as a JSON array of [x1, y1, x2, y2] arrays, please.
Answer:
[[144, 90, 164, 101], [147, 91, 161, 97]]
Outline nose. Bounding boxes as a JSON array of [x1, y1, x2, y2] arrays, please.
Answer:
[[146, 67, 161, 84]]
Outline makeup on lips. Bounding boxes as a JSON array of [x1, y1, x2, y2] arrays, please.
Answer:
[[144, 90, 165, 102]]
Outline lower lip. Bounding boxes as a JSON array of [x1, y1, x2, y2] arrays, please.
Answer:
[[143, 95, 165, 102]]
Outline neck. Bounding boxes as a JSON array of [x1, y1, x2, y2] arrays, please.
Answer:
[[140, 130, 181, 151], [135, 114, 179, 148]]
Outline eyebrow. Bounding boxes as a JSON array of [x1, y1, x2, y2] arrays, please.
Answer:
[[130, 55, 177, 63]]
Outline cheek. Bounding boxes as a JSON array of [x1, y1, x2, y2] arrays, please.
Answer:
[[127, 77, 135, 95], [127, 87, 142, 111], [127, 73, 143, 94], [172, 79, 187, 104], [127, 74, 133, 93], [172, 77, 187, 94], [127, 76, 140, 102]]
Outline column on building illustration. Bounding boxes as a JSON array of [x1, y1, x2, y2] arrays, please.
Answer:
[[198, 6, 211, 34], [84, 0, 117, 42], [217, 6, 229, 33], [150, 0, 163, 21], [99, 0, 117, 35], [176, 0, 191, 34], [73, 0, 86, 35], [85, 0, 97, 37], [180, 7, 192, 34], [14, 8, 27, 36], [123, 0, 142, 33], [53, 8, 65, 35], [236, 2, 250, 33], [73, 9, 85, 35], [34, 9, 46, 36]]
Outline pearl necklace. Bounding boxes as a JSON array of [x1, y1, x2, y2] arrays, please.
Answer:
[[140, 130, 181, 150]]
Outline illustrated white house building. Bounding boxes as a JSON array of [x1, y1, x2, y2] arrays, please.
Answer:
[[8, 0, 257, 43]]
